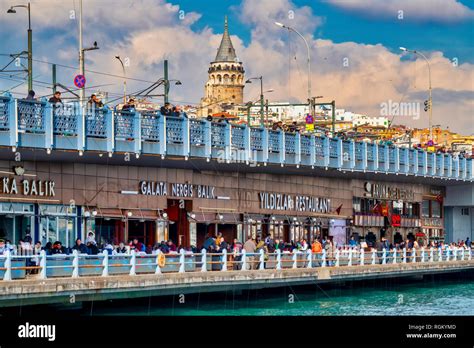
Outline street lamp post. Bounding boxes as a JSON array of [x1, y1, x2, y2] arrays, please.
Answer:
[[246, 76, 265, 127], [163, 79, 182, 105], [77, 0, 99, 106], [115, 56, 127, 104], [7, 2, 32, 92], [275, 22, 311, 106], [245, 89, 274, 126], [400, 47, 433, 140]]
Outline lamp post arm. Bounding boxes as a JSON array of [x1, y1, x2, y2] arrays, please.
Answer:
[[286, 26, 311, 103], [412, 50, 433, 139]]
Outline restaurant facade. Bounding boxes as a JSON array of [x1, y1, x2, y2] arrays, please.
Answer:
[[0, 158, 447, 249]]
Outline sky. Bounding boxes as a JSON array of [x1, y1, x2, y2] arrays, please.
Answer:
[[0, 0, 473, 134]]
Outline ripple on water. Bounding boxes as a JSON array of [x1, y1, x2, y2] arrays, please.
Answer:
[[91, 280, 474, 316]]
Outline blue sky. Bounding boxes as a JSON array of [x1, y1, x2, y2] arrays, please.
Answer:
[[178, 0, 474, 63]]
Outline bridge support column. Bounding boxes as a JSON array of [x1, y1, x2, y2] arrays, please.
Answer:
[[306, 250, 312, 268], [222, 249, 227, 271], [129, 251, 136, 276], [72, 250, 79, 278], [179, 248, 186, 273], [39, 250, 47, 279], [101, 250, 109, 277], [276, 249, 282, 270], [3, 251, 11, 281], [292, 251, 297, 269], [259, 249, 265, 270], [201, 249, 207, 272], [155, 251, 162, 274]]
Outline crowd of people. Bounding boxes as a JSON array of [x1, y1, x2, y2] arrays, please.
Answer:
[[0, 232, 472, 275]]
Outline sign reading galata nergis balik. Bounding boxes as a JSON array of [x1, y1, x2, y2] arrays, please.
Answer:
[[140, 181, 216, 199], [1, 177, 56, 197], [259, 192, 331, 213]]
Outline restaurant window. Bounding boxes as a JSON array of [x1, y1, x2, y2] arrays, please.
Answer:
[[353, 197, 361, 214], [39, 204, 77, 248], [0, 203, 34, 245], [422, 200, 430, 217], [392, 201, 403, 215], [431, 200, 441, 218]]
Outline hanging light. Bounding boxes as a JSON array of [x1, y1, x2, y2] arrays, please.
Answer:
[[127, 211, 133, 217], [92, 209, 98, 217]]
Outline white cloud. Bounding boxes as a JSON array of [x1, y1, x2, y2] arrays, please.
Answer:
[[326, 0, 474, 23], [0, 0, 472, 134]]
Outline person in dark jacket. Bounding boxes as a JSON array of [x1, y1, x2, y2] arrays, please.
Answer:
[[26, 90, 36, 100], [48, 91, 63, 105], [86, 241, 99, 255], [122, 98, 136, 111], [115, 242, 127, 254], [43, 242, 53, 255], [167, 239, 176, 252], [51, 241, 66, 255], [160, 102, 172, 115], [72, 238, 88, 254], [203, 236, 216, 252], [131, 238, 145, 253]]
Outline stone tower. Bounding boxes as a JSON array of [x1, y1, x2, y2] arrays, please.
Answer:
[[199, 16, 245, 117]]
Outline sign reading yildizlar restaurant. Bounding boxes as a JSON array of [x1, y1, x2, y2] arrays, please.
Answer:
[[259, 192, 331, 213], [140, 181, 216, 199], [1, 177, 55, 197]]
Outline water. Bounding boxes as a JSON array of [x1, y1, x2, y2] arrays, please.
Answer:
[[89, 277, 474, 316]]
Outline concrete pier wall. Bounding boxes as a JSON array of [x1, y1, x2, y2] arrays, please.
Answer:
[[0, 260, 473, 307]]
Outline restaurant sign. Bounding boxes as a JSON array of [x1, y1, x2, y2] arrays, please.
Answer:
[[140, 181, 216, 199], [364, 182, 414, 201], [259, 192, 331, 213], [1, 177, 56, 197]]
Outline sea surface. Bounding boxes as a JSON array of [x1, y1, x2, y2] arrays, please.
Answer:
[[88, 278, 474, 316]]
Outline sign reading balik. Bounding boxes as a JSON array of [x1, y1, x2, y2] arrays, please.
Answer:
[[1, 177, 55, 197], [259, 192, 331, 213]]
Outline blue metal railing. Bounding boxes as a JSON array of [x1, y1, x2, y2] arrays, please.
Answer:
[[0, 93, 472, 181], [231, 124, 245, 149], [0, 95, 10, 131], [114, 110, 135, 140], [18, 99, 45, 133], [141, 112, 160, 142], [190, 119, 205, 146], [86, 107, 107, 138], [268, 130, 280, 153]]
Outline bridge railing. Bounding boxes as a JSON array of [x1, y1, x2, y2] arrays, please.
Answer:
[[0, 93, 472, 181], [0, 246, 472, 281]]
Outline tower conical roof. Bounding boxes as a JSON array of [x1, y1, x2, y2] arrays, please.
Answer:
[[214, 16, 237, 62]]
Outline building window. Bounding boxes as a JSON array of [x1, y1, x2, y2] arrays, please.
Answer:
[[39, 204, 77, 248], [422, 200, 430, 217], [461, 208, 470, 216], [431, 200, 441, 218], [353, 197, 361, 214], [392, 200, 403, 215]]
